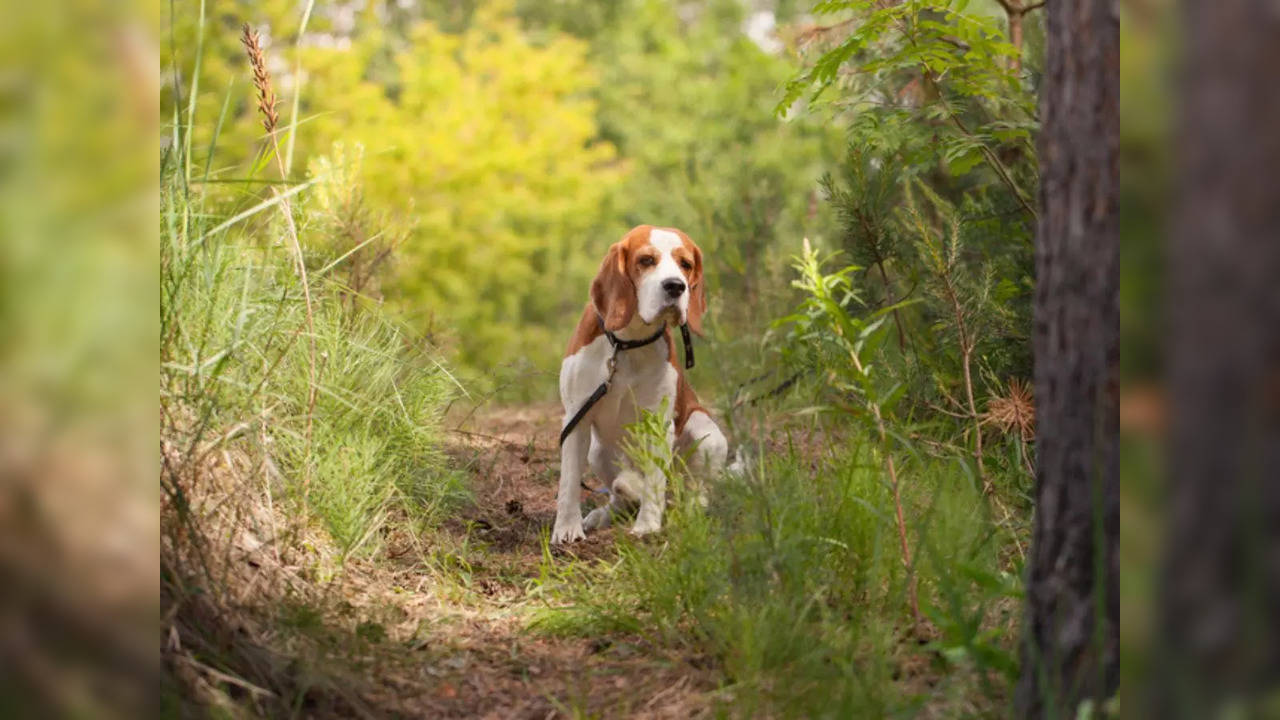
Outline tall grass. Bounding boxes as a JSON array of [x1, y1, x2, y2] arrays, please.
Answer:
[[160, 115, 462, 563], [532, 427, 1020, 717], [159, 17, 468, 710]]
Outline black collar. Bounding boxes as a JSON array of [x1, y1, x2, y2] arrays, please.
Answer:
[[597, 314, 666, 351], [594, 313, 695, 369]]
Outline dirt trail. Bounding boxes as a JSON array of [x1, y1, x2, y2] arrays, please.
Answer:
[[353, 403, 717, 719]]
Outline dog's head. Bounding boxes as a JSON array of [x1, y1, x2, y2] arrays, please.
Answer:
[[591, 225, 707, 335]]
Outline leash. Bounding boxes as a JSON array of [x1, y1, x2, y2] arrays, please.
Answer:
[[559, 315, 696, 494]]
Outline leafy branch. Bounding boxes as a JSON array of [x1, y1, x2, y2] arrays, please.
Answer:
[[778, 0, 1038, 220], [784, 239, 921, 622]]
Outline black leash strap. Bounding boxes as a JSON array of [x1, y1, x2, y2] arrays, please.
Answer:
[[559, 376, 611, 448], [680, 323, 694, 369]]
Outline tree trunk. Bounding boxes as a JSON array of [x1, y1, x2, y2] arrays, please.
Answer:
[[1008, 11, 1023, 74], [1014, 1, 1119, 717], [1153, 2, 1280, 716]]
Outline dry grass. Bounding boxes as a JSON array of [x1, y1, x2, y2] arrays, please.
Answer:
[[981, 377, 1036, 546], [983, 377, 1035, 442], [240, 24, 278, 133]]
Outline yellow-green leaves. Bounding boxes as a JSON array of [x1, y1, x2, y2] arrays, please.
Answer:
[[166, 3, 625, 376], [299, 9, 623, 369]]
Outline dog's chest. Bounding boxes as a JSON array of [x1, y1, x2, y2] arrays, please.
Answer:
[[602, 344, 676, 420], [560, 336, 676, 439]]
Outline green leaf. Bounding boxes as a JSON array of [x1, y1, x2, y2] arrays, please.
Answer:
[[947, 147, 984, 176]]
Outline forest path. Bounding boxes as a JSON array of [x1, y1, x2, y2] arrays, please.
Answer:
[[349, 404, 716, 719]]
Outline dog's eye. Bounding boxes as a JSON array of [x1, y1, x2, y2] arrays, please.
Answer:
[[638, 256, 656, 267], [679, 259, 693, 271]]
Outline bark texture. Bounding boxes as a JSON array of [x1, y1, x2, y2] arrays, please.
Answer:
[[1155, 1, 1280, 716], [1014, 1, 1119, 717]]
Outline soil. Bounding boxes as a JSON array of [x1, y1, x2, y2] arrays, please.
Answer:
[[350, 403, 719, 719]]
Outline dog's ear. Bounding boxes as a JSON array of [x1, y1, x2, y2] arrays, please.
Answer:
[[591, 241, 636, 332], [686, 241, 707, 336]]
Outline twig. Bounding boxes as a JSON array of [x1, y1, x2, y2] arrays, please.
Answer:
[[946, 108, 1037, 220], [897, 11, 1038, 221], [796, 17, 859, 48], [174, 653, 278, 698], [644, 675, 691, 710], [449, 428, 528, 447], [933, 255, 986, 481], [926, 401, 970, 420], [732, 371, 804, 409]]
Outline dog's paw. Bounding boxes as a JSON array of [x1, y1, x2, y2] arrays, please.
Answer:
[[630, 510, 662, 536], [611, 474, 641, 503], [551, 513, 586, 544], [583, 506, 612, 531]]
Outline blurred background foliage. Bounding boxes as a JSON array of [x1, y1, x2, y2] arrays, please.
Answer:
[[162, 0, 1043, 474], [164, 0, 842, 395]]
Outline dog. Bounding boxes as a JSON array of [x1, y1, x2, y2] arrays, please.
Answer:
[[552, 225, 729, 544]]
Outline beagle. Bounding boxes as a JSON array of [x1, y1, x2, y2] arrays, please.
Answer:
[[552, 225, 729, 544]]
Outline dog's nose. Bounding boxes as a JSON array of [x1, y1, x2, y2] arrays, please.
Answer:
[[662, 278, 686, 298]]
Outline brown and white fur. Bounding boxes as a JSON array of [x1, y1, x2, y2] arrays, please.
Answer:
[[552, 225, 728, 544]]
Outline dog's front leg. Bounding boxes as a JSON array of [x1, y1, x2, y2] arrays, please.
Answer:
[[630, 466, 666, 536], [552, 420, 590, 544], [629, 418, 675, 536]]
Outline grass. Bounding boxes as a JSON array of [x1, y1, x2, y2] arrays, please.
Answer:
[[161, 163, 465, 559], [528, 409, 1023, 719], [159, 16, 482, 711], [160, 83, 472, 712]]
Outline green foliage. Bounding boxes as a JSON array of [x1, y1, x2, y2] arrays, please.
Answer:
[[619, 400, 677, 480], [779, 0, 1037, 174], [300, 142, 406, 304], [779, 240, 912, 421], [165, 2, 625, 381], [300, 7, 624, 370], [161, 129, 464, 559], [533, 440, 1014, 718], [777, 0, 1038, 465], [898, 178, 1021, 381], [162, 0, 842, 392], [820, 148, 907, 303]]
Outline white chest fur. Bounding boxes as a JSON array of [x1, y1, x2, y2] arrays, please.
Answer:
[[559, 333, 676, 440]]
